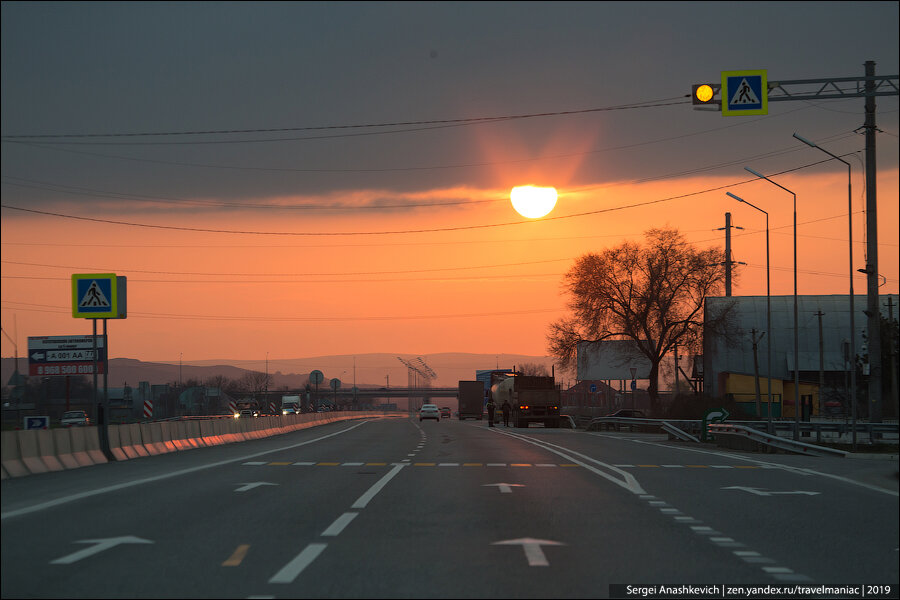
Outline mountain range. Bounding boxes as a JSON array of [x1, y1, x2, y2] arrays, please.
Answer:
[[2, 353, 560, 391]]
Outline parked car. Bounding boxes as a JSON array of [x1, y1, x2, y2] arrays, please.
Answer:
[[607, 409, 645, 418], [419, 404, 440, 421], [61, 410, 90, 427], [439, 407, 451, 418]]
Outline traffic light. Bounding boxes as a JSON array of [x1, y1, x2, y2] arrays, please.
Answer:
[[692, 83, 720, 105]]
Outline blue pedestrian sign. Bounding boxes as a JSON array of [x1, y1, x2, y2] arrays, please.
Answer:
[[72, 273, 125, 319], [721, 70, 767, 116]]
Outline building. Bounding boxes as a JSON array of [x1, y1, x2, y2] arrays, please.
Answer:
[[703, 294, 898, 419]]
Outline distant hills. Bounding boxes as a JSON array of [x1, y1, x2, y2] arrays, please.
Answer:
[[2, 353, 559, 390]]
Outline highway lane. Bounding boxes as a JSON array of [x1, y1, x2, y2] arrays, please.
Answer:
[[1, 416, 897, 598]]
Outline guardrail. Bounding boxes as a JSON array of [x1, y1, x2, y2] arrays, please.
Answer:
[[707, 423, 849, 457]]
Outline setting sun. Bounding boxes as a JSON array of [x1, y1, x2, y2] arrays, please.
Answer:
[[510, 185, 558, 218]]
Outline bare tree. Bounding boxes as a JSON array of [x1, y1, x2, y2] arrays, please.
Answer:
[[548, 227, 733, 410], [518, 362, 550, 377], [239, 371, 270, 399]]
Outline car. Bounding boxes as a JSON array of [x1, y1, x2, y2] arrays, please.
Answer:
[[607, 409, 645, 418], [419, 404, 440, 421], [439, 407, 451, 418], [61, 410, 90, 427], [238, 409, 257, 419]]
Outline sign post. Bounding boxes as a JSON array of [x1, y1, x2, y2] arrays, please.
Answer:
[[71, 274, 127, 461]]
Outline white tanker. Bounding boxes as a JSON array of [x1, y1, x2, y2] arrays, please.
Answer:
[[490, 373, 561, 428]]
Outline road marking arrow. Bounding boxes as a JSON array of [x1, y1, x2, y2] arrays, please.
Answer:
[[722, 486, 820, 497], [492, 538, 564, 566], [51, 536, 153, 565], [483, 483, 525, 494], [235, 482, 278, 493]]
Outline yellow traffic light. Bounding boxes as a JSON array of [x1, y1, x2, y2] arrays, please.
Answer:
[[691, 83, 719, 106], [695, 84, 714, 103]]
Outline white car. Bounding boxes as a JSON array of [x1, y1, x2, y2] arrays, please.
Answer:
[[61, 410, 90, 427], [419, 404, 440, 421]]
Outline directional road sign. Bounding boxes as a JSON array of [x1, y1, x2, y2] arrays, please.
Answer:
[[28, 335, 106, 376], [721, 69, 767, 116], [24, 416, 49, 430]]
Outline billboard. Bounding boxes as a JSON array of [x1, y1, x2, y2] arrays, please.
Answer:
[[576, 340, 652, 381]]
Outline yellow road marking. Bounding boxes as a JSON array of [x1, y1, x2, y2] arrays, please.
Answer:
[[269, 462, 292, 466], [414, 462, 436, 466], [318, 462, 341, 466], [222, 544, 250, 567]]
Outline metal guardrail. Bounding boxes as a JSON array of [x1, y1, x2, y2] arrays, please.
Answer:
[[583, 415, 898, 440], [660, 422, 700, 443], [708, 423, 849, 458]]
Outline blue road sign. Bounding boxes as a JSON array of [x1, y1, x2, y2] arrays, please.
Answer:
[[72, 273, 117, 318], [722, 70, 767, 116], [590, 384, 597, 393], [24, 416, 49, 430], [630, 380, 637, 391]]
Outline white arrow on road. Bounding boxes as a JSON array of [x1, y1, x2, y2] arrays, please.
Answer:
[[51, 536, 153, 565], [492, 538, 565, 566], [235, 482, 278, 492], [722, 486, 820, 497], [483, 483, 525, 494]]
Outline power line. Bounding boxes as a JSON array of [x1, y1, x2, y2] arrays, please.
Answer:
[[0, 96, 688, 142], [0, 155, 845, 236]]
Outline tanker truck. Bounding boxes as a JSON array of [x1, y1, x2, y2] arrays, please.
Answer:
[[490, 373, 561, 428]]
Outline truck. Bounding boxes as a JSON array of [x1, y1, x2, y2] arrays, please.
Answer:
[[490, 373, 561, 428], [281, 395, 301, 415], [457, 380, 485, 420]]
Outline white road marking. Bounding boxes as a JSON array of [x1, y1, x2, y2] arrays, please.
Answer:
[[3, 420, 375, 520], [492, 538, 564, 567], [51, 536, 153, 565], [234, 482, 277, 493], [269, 543, 327, 584], [351, 463, 406, 509], [321, 512, 358, 537]]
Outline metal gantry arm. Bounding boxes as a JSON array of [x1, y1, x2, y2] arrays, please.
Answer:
[[767, 75, 899, 102]]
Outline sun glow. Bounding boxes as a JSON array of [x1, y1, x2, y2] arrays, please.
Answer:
[[510, 185, 558, 218]]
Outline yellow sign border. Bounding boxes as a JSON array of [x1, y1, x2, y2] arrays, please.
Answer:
[[72, 273, 118, 318], [721, 70, 768, 116]]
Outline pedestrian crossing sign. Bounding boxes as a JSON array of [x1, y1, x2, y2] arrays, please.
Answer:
[[721, 70, 767, 116], [72, 273, 119, 318]]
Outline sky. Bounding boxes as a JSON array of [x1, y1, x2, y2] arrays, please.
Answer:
[[2, 1, 898, 382]]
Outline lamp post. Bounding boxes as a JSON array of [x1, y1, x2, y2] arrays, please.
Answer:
[[726, 191, 772, 431], [792, 133, 857, 449], [745, 167, 801, 441]]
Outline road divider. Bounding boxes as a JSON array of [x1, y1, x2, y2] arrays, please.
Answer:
[[1, 411, 402, 479]]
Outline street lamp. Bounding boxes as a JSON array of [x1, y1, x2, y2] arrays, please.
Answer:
[[726, 191, 772, 431], [744, 166, 801, 441], [793, 133, 857, 449]]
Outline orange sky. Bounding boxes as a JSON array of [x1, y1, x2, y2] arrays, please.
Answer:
[[2, 167, 897, 377]]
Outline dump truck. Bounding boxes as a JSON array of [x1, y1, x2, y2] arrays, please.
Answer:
[[490, 373, 561, 428], [457, 380, 485, 420]]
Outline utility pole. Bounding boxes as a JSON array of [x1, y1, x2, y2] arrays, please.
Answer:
[[751, 329, 763, 416], [815, 310, 825, 417], [718, 213, 743, 296], [863, 60, 883, 423]]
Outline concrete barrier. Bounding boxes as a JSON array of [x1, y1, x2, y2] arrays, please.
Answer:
[[158, 421, 178, 452], [68, 426, 98, 467], [107, 425, 130, 461], [17, 430, 49, 475], [83, 427, 108, 465], [52, 428, 82, 470], [1, 430, 29, 477]]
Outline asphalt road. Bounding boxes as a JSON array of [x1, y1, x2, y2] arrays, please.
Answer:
[[2, 416, 898, 599]]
